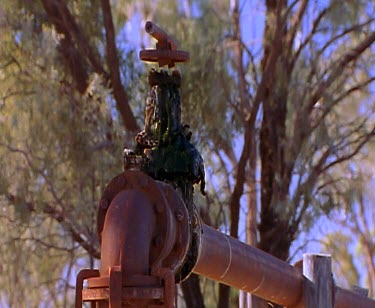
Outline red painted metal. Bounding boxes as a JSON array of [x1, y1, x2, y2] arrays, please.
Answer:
[[82, 287, 164, 301], [193, 224, 304, 307], [139, 21, 189, 68], [334, 287, 375, 308], [145, 21, 178, 50], [192, 225, 375, 308], [76, 171, 375, 307], [76, 171, 190, 307], [75, 269, 99, 308], [100, 190, 155, 278]]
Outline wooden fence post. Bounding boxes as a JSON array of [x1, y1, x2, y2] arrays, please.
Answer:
[[301, 253, 333, 308]]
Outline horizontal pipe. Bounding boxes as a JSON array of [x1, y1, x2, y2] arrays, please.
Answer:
[[192, 225, 375, 307], [193, 225, 303, 307], [334, 287, 375, 308]]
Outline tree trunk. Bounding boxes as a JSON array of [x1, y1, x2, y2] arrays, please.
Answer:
[[241, 129, 265, 308], [257, 1, 291, 307], [180, 274, 205, 308], [258, 0, 292, 253]]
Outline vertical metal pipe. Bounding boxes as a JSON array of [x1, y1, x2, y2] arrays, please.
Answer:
[[100, 189, 156, 277], [193, 225, 303, 307]]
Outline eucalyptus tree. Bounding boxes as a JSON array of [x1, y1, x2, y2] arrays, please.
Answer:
[[320, 148, 375, 298], [0, 0, 234, 306], [236, 1, 375, 307], [0, 0, 139, 305]]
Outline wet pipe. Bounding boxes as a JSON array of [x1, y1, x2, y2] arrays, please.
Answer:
[[75, 22, 375, 307]]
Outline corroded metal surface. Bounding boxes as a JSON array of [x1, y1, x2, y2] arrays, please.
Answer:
[[123, 69, 205, 196], [100, 189, 155, 278], [82, 287, 164, 301], [193, 224, 304, 307], [192, 225, 375, 308], [77, 20, 201, 305], [122, 67, 205, 286], [334, 287, 375, 308], [139, 21, 189, 68], [76, 20, 375, 308], [97, 171, 191, 278], [75, 269, 100, 307], [77, 171, 190, 307], [77, 172, 375, 307]]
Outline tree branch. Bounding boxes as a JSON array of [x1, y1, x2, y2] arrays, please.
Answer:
[[308, 30, 375, 111], [100, 0, 139, 132], [41, 0, 139, 131], [320, 127, 375, 173], [51, 0, 107, 77], [309, 76, 375, 133], [286, 0, 309, 56], [292, 7, 329, 65], [5, 193, 100, 258], [316, 18, 375, 62], [41, 0, 90, 93]]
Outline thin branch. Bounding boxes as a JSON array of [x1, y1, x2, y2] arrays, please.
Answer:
[[45, 0, 107, 77], [284, 0, 302, 18], [6, 193, 100, 258], [321, 128, 375, 173], [286, 0, 309, 56], [232, 0, 251, 114], [228, 127, 255, 237], [1, 90, 36, 103], [0, 142, 100, 258], [212, 149, 234, 193], [310, 76, 375, 133], [288, 32, 375, 166], [100, 0, 139, 132], [242, 41, 260, 90], [0, 142, 65, 208], [309, 30, 375, 111], [315, 176, 347, 193], [316, 18, 375, 62], [292, 7, 329, 65]]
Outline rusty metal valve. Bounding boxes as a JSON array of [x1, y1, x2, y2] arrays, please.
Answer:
[[139, 21, 189, 68]]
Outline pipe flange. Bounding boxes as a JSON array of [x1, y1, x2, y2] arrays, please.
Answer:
[[153, 183, 191, 278], [139, 49, 189, 67], [97, 171, 191, 276], [173, 201, 202, 283]]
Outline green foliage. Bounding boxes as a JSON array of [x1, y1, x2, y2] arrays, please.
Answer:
[[0, 2, 123, 304], [326, 0, 364, 29], [322, 232, 360, 288], [320, 157, 375, 296], [0, 203, 79, 307]]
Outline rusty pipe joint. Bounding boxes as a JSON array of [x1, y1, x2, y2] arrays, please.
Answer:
[[76, 171, 197, 307], [97, 171, 193, 278]]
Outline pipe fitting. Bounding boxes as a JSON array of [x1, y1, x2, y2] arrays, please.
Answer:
[[98, 171, 191, 277]]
